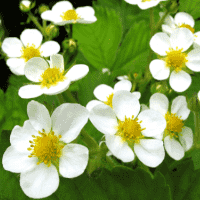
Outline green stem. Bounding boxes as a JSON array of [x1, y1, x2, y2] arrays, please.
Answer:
[[28, 12, 46, 38], [57, 93, 65, 104], [150, 8, 155, 37], [194, 111, 200, 149], [80, 128, 99, 150], [65, 24, 73, 38]]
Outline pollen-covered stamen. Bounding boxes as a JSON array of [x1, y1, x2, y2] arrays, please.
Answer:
[[142, 0, 151, 2], [104, 93, 114, 108], [165, 47, 188, 72], [60, 9, 80, 22], [178, 24, 195, 33], [164, 111, 184, 138], [39, 67, 66, 89], [116, 115, 145, 143], [27, 129, 65, 167], [21, 43, 42, 62]]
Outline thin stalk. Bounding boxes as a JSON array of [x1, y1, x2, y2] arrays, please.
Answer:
[[194, 111, 200, 149]]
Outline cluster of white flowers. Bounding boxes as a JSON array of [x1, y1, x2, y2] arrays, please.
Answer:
[[1, 0, 197, 199]]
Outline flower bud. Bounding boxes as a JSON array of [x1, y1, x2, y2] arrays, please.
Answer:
[[187, 93, 200, 112], [45, 25, 59, 39], [151, 81, 169, 94], [62, 39, 77, 53], [19, 0, 32, 12], [38, 4, 49, 15]]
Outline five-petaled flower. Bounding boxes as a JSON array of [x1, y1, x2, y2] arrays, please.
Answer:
[[18, 54, 89, 99], [2, 100, 89, 199], [2, 29, 60, 75], [89, 90, 166, 167], [41, 1, 97, 25], [86, 80, 141, 111], [150, 28, 200, 92], [142, 93, 193, 160]]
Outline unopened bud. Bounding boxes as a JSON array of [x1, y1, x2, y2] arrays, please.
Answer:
[[39, 4, 49, 15], [19, 0, 32, 12], [62, 39, 77, 53], [45, 25, 59, 39], [151, 81, 169, 94]]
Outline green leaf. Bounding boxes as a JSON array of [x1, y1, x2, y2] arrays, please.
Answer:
[[179, 0, 200, 19], [73, 6, 123, 70], [112, 20, 151, 70]]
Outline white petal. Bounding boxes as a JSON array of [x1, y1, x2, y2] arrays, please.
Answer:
[[52, 1, 73, 14], [66, 64, 89, 81], [105, 134, 135, 162], [20, 163, 59, 199], [123, 0, 139, 5], [170, 28, 193, 52], [86, 100, 103, 112], [150, 32, 170, 56], [24, 57, 49, 82], [163, 14, 176, 27], [132, 91, 141, 100], [162, 25, 174, 35], [164, 136, 184, 160], [117, 75, 129, 81], [27, 100, 51, 133], [179, 126, 193, 151], [59, 144, 89, 178], [137, 109, 166, 137], [41, 10, 55, 21], [76, 6, 95, 17], [113, 80, 132, 92], [10, 120, 38, 153], [50, 54, 64, 71], [20, 29, 43, 48], [134, 139, 165, 168], [154, 131, 164, 140], [112, 90, 140, 121], [89, 104, 118, 135], [2, 38, 23, 57], [137, 1, 160, 9], [193, 32, 200, 47], [2, 146, 37, 173], [149, 59, 170, 80], [42, 78, 71, 95], [186, 48, 200, 72], [40, 41, 60, 57], [198, 90, 200, 101], [51, 103, 89, 143], [149, 93, 169, 116], [6, 58, 25, 75], [169, 70, 191, 92], [174, 12, 194, 28], [76, 16, 97, 24], [18, 85, 44, 99], [171, 95, 190, 120], [94, 84, 114, 101], [140, 104, 149, 112]]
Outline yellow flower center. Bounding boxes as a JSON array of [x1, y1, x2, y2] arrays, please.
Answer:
[[178, 24, 195, 33], [164, 111, 184, 138], [142, 0, 151, 2], [165, 47, 188, 72], [60, 9, 80, 22], [116, 115, 145, 144], [39, 67, 66, 89], [21, 44, 42, 62], [104, 93, 114, 108], [27, 129, 65, 167]]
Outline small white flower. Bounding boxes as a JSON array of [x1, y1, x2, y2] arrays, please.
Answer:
[[160, 12, 200, 48], [2, 29, 60, 75], [86, 80, 141, 111], [41, 1, 97, 25], [150, 28, 200, 92], [21, 0, 31, 8], [102, 68, 111, 75], [147, 93, 193, 160], [124, 0, 166, 10], [117, 75, 129, 81], [198, 91, 200, 101], [18, 54, 89, 99], [2, 100, 89, 199], [89, 90, 166, 167]]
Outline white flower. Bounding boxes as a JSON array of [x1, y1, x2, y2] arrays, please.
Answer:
[[86, 80, 141, 111], [21, 0, 31, 8], [89, 90, 166, 167], [102, 68, 111, 75], [198, 91, 200, 101], [2, 29, 60, 75], [147, 93, 193, 160], [160, 12, 200, 48], [150, 28, 200, 92], [124, 0, 166, 10], [41, 1, 97, 25], [2, 100, 89, 199], [18, 54, 89, 99]]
